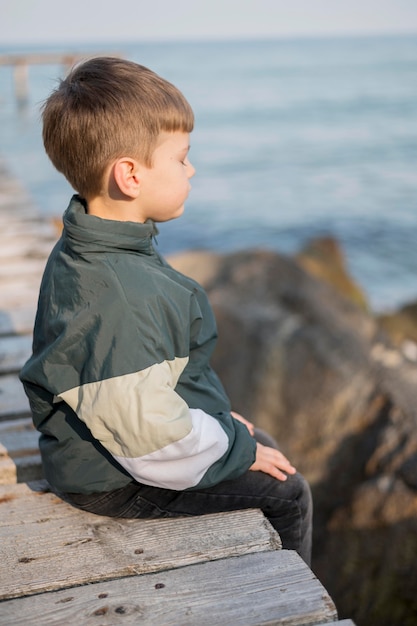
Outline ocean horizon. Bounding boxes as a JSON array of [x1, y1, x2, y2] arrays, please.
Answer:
[[1, 34, 416, 312]]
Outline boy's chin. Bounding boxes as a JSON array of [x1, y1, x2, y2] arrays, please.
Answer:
[[156, 206, 185, 223]]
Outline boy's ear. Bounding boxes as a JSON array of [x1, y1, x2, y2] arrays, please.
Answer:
[[112, 157, 142, 199]]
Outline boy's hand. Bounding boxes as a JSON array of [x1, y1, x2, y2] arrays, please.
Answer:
[[250, 443, 297, 481], [231, 411, 255, 436]]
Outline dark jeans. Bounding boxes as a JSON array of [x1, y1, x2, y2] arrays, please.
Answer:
[[62, 429, 312, 565]]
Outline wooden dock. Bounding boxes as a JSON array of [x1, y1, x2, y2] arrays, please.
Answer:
[[0, 52, 121, 103], [0, 160, 354, 625]]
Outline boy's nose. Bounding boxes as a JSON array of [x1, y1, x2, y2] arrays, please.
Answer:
[[188, 162, 196, 179]]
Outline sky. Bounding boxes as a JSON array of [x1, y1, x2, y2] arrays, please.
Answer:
[[1, 0, 417, 47]]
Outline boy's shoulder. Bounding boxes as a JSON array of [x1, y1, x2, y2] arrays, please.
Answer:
[[42, 234, 201, 309]]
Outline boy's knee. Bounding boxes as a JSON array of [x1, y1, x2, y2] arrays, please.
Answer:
[[294, 472, 313, 519]]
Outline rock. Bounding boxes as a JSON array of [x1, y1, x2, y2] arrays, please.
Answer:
[[321, 475, 417, 624], [377, 300, 417, 350], [296, 236, 369, 311], [171, 248, 378, 480], [168, 244, 417, 626], [398, 455, 417, 491]]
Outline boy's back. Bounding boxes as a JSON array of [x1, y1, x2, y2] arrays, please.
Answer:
[[23, 195, 255, 493]]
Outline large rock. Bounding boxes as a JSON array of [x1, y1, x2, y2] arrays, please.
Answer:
[[169, 244, 417, 626], [377, 300, 417, 353], [296, 236, 369, 311]]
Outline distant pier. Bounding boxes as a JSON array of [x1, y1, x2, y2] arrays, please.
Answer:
[[0, 52, 121, 103]]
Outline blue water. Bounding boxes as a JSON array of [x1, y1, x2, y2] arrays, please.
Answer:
[[1, 36, 416, 312]]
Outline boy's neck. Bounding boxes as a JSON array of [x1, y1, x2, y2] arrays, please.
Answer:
[[86, 196, 145, 223]]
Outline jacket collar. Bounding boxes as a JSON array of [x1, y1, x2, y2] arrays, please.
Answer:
[[62, 195, 159, 256]]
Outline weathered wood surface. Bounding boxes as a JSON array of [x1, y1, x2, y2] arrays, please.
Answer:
[[0, 418, 41, 483], [0, 550, 338, 626], [0, 450, 41, 484], [0, 482, 281, 601], [0, 417, 39, 455], [315, 622, 356, 626], [0, 170, 56, 319], [0, 165, 56, 425], [0, 373, 31, 420], [0, 334, 32, 374], [0, 306, 37, 336]]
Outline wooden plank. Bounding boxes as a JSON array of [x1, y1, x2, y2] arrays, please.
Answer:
[[0, 238, 54, 259], [0, 216, 55, 236], [0, 257, 47, 278], [315, 622, 356, 625], [0, 452, 42, 484], [0, 418, 41, 484], [0, 277, 43, 309], [0, 306, 36, 336], [0, 334, 32, 374], [0, 483, 281, 600], [0, 550, 337, 626], [0, 417, 38, 453], [0, 374, 30, 419], [315, 622, 357, 625]]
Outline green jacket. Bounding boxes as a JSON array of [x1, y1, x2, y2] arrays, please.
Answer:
[[20, 196, 256, 494]]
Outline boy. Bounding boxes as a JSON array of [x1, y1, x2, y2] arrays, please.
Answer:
[[20, 57, 312, 564]]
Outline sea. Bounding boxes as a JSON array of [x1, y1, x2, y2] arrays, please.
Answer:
[[1, 35, 416, 313]]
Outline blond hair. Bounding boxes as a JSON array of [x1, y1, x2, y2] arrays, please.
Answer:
[[42, 57, 194, 198]]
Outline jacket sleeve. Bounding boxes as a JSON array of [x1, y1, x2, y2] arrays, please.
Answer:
[[51, 274, 256, 491], [57, 356, 256, 490]]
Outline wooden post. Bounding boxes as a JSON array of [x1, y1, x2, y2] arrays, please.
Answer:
[[13, 62, 29, 104]]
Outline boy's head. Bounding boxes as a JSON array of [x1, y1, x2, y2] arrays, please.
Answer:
[[42, 57, 194, 199]]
